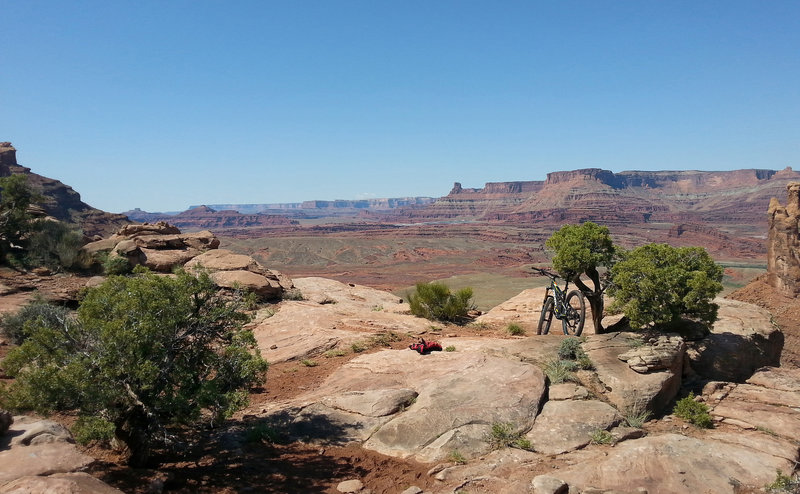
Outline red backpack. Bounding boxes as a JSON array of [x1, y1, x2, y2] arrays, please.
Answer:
[[409, 338, 442, 354]]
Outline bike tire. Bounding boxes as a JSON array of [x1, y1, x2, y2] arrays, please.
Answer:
[[537, 296, 555, 335], [561, 290, 586, 336]]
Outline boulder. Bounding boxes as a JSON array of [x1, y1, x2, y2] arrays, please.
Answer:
[[580, 333, 683, 414], [186, 249, 292, 299], [139, 247, 200, 272], [525, 399, 621, 455], [0, 442, 94, 485], [80, 223, 220, 273], [0, 472, 124, 494], [0, 410, 11, 436], [707, 367, 800, 441], [555, 433, 795, 494], [117, 222, 181, 236], [617, 334, 685, 374], [10, 419, 72, 446], [686, 298, 783, 382], [260, 344, 547, 463]]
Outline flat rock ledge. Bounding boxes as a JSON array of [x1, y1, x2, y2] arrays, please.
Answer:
[[0, 416, 122, 493]]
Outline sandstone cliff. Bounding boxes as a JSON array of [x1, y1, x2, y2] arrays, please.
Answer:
[[767, 182, 800, 296], [381, 167, 800, 235], [124, 205, 300, 230], [0, 142, 130, 237]]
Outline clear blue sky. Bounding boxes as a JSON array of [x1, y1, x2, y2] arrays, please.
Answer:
[[2, 1, 798, 213]]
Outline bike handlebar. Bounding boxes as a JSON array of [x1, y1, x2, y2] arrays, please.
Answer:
[[530, 266, 560, 280]]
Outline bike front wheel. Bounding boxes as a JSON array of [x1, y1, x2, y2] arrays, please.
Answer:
[[561, 290, 586, 336], [537, 296, 554, 335]]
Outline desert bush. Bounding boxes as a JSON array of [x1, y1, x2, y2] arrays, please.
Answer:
[[0, 268, 268, 466], [609, 244, 723, 330], [0, 174, 40, 264], [543, 359, 577, 384], [487, 422, 524, 449], [444, 345, 456, 352], [244, 423, 282, 444], [282, 288, 305, 301], [766, 469, 800, 493], [370, 332, 402, 347], [557, 337, 583, 360], [323, 348, 347, 358], [73, 416, 117, 445], [25, 220, 84, 270], [351, 341, 366, 353], [673, 393, 713, 428], [407, 282, 475, 323], [590, 429, 614, 445], [0, 299, 73, 345], [448, 450, 467, 465], [103, 253, 132, 275], [300, 359, 318, 367], [507, 323, 525, 336], [623, 399, 652, 428], [557, 337, 593, 370]]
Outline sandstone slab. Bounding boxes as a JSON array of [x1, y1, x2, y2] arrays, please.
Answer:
[[555, 433, 795, 494], [525, 399, 621, 455], [686, 298, 782, 382], [0, 472, 124, 494], [581, 333, 682, 413], [261, 343, 547, 463]]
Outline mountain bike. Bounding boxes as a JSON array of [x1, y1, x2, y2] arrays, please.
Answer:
[[531, 267, 586, 336]]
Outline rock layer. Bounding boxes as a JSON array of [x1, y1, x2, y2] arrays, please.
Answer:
[[767, 181, 800, 296]]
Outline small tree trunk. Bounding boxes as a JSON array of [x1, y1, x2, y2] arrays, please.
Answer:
[[572, 268, 606, 334]]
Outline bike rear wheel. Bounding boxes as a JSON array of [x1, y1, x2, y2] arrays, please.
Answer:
[[561, 290, 586, 336], [537, 296, 554, 335]]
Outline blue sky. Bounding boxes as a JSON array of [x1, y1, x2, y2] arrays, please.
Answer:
[[2, 1, 798, 213]]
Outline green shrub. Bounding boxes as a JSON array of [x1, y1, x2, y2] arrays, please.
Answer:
[[244, 423, 282, 444], [351, 341, 366, 353], [407, 282, 475, 323], [300, 359, 318, 367], [73, 415, 116, 444], [543, 359, 577, 384], [103, 254, 132, 275], [448, 450, 467, 465], [623, 400, 652, 428], [590, 429, 614, 445], [282, 288, 305, 301], [25, 220, 84, 271], [444, 345, 456, 352], [608, 244, 723, 330], [487, 422, 522, 449], [0, 268, 268, 466], [766, 469, 799, 493], [673, 393, 713, 428], [513, 437, 533, 450], [507, 323, 525, 336], [557, 337, 583, 360], [323, 349, 347, 358], [0, 299, 73, 345]]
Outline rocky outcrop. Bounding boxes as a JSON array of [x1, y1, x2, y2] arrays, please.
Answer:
[[767, 181, 800, 297], [185, 249, 292, 299], [0, 142, 130, 237], [581, 333, 684, 413], [686, 298, 783, 382], [82, 222, 219, 273], [0, 142, 16, 176], [0, 415, 122, 493]]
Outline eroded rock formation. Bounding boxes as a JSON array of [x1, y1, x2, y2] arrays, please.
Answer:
[[767, 182, 800, 297], [0, 142, 130, 237]]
